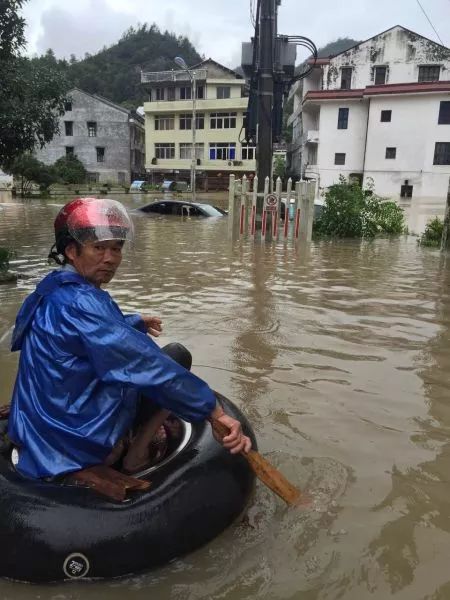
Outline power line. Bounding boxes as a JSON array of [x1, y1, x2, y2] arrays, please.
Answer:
[[416, 0, 445, 46]]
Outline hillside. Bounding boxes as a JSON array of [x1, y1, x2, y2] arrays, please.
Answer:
[[37, 24, 203, 108]]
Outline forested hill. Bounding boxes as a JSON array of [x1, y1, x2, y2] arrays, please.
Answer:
[[34, 24, 203, 108]]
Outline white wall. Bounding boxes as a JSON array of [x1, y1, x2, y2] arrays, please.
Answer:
[[323, 26, 450, 91], [364, 94, 450, 200], [315, 100, 369, 187]]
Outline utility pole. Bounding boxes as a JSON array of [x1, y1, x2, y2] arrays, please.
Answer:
[[256, 0, 276, 191]]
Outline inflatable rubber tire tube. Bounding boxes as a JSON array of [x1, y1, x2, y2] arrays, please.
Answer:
[[0, 393, 256, 582]]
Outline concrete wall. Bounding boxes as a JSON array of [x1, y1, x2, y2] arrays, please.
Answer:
[[35, 89, 143, 184], [314, 100, 369, 187], [364, 93, 450, 200], [323, 26, 450, 90]]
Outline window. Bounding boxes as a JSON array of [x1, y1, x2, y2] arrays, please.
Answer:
[[156, 88, 165, 101], [438, 101, 450, 125], [154, 114, 174, 131], [65, 146, 74, 156], [433, 142, 450, 165], [337, 108, 349, 129], [87, 122, 97, 137], [155, 143, 175, 159], [381, 110, 392, 122], [241, 144, 256, 160], [400, 182, 413, 198], [179, 143, 204, 159], [167, 87, 175, 101], [64, 100, 72, 111], [87, 172, 99, 183], [334, 153, 346, 165], [180, 86, 192, 100], [374, 66, 387, 85], [418, 65, 440, 82], [179, 113, 205, 130], [340, 67, 352, 90], [64, 121, 73, 136], [196, 85, 205, 99], [385, 147, 396, 159], [96, 147, 105, 163], [216, 85, 231, 99], [210, 112, 237, 129], [209, 143, 236, 160]]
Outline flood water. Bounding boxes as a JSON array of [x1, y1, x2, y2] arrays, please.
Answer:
[[1, 192, 450, 599]]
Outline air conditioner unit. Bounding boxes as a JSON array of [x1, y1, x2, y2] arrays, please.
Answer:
[[233, 160, 242, 166], [151, 157, 157, 165], [196, 158, 201, 166], [227, 160, 233, 166]]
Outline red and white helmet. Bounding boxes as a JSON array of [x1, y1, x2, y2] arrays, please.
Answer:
[[53, 198, 133, 254]]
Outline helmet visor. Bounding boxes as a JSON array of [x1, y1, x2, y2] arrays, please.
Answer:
[[66, 199, 134, 245]]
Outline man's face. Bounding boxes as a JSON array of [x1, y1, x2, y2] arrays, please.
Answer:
[[65, 239, 124, 287]]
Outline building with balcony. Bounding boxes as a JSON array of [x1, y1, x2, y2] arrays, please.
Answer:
[[35, 88, 145, 185], [287, 26, 450, 206], [141, 59, 256, 190]]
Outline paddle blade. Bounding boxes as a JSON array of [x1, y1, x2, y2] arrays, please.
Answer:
[[210, 418, 302, 506], [245, 449, 302, 506]]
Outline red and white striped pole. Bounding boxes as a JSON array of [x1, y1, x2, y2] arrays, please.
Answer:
[[284, 177, 292, 239], [250, 175, 258, 237]]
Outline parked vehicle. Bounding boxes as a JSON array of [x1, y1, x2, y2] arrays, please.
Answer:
[[139, 200, 227, 217], [130, 180, 147, 192], [161, 181, 188, 193]]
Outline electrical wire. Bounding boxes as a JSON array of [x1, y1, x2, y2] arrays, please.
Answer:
[[416, 0, 445, 46]]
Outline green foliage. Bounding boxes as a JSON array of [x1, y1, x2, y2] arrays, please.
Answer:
[[273, 156, 286, 181], [9, 154, 57, 194], [53, 154, 87, 184], [65, 24, 202, 105], [317, 38, 361, 58], [0, 1, 70, 169], [0, 247, 14, 272], [314, 176, 405, 238], [418, 217, 444, 247]]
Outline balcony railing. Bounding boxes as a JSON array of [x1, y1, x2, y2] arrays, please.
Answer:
[[141, 69, 208, 84]]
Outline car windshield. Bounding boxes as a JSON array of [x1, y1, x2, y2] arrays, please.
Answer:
[[196, 204, 224, 217]]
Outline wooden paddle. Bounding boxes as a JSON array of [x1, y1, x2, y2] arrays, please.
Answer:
[[210, 418, 303, 506]]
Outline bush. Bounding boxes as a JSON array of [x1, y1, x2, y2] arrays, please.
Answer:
[[418, 217, 443, 247], [0, 247, 14, 272], [8, 155, 58, 195], [314, 176, 405, 238], [53, 155, 87, 185]]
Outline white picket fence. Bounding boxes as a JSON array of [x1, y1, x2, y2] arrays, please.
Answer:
[[227, 174, 316, 242]]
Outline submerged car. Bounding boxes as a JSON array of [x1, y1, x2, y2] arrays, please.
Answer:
[[139, 200, 227, 217]]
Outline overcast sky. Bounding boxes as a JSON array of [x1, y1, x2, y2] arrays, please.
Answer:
[[22, 0, 450, 67]]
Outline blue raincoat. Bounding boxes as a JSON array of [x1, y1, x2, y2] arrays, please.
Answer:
[[8, 269, 216, 479]]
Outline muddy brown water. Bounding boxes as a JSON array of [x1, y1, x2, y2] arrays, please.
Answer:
[[1, 192, 450, 599]]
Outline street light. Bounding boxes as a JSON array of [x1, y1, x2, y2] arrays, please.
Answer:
[[174, 56, 197, 202]]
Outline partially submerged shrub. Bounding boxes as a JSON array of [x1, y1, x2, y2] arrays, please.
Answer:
[[314, 176, 405, 238], [418, 217, 443, 247]]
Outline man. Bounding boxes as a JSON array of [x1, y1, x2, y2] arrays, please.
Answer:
[[8, 197, 251, 483]]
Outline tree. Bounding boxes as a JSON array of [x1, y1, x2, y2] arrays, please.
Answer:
[[273, 156, 286, 182], [53, 154, 87, 184], [9, 154, 57, 195], [0, 1, 69, 170]]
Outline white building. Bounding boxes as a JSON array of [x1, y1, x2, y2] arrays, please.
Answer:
[[288, 26, 450, 209], [0, 170, 13, 190], [141, 59, 256, 190]]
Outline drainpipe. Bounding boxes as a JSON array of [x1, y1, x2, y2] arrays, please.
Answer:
[[361, 98, 371, 184]]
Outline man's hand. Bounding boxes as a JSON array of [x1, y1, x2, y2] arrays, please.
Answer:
[[209, 406, 252, 455], [140, 316, 163, 337]]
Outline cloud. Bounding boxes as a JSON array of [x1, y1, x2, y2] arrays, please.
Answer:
[[22, 0, 449, 65]]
